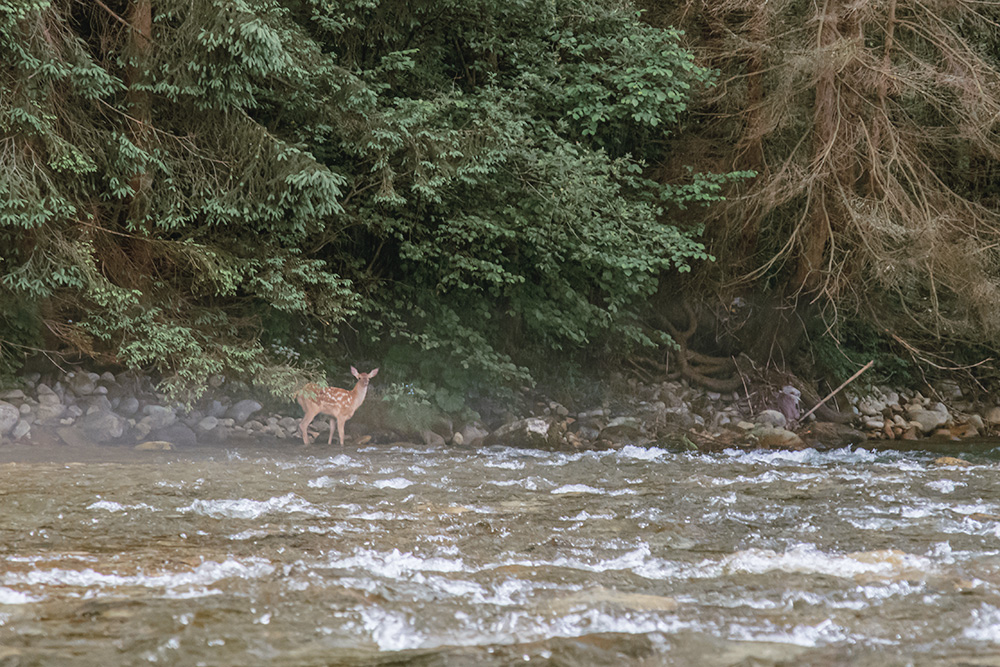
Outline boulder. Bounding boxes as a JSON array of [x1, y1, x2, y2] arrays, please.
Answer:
[[0, 401, 19, 435], [984, 406, 1000, 426], [753, 426, 805, 449], [600, 416, 646, 443], [197, 416, 219, 432], [65, 371, 98, 396], [459, 422, 489, 446], [486, 417, 562, 449], [227, 399, 262, 425], [117, 397, 140, 417], [34, 384, 64, 422], [755, 409, 787, 429], [141, 405, 177, 430], [77, 409, 127, 442], [906, 407, 948, 434], [57, 427, 92, 447], [11, 419, 30, 440], [151, 423, 197, 448], [422, 430, 447, 447], [207, 400, 229, 418], [135, 440, 174, 451]]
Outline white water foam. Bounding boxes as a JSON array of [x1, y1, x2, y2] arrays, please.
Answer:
[[87, 500, 158, 513], [2, 557, 275, 598], [180, 493, 329, 519], [964, 604, 1000, 642], [326, 548, 466, 579], [373, 477, 413, 489], [704, 544, 933, 580], [0, 587, 40, 604]]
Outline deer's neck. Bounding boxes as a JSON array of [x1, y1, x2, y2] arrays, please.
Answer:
[[350, 381, 369, 408]]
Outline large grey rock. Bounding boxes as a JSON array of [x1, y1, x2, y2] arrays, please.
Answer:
[[11, 419, 30, 440], [118, 397, 140, 417], [141, 405, 176, 430], [0, 401, 18, 435], [197, 415, 219, 431], [753, 426, 805, 449], [906, 407, 948, 434], [207, 400, 229, 418], [422, 430, 447, 447], [985, 406, 1000, 426], [755, 409, 787, 429], [151, 423, 197, 447], [77, 409, 126, 442], [459, 422, 490, 446], [600, 416, 646, 444], [66, 371, 98, 396], [486, 417, 562, 449], [83, 395, 114, 415], [34, 385, 64, 422], [227, 399, 262, 425]]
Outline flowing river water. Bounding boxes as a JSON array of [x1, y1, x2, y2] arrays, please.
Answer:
[[4, 440, 1000, 665]]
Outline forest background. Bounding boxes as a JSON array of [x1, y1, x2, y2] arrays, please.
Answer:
[[3, 0, 1000, 418]]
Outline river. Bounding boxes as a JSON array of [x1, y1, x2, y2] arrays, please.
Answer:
[[2, 440, 1000, 665]]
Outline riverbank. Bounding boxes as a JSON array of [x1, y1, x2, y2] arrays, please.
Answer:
[[0, 368, 997, 451]]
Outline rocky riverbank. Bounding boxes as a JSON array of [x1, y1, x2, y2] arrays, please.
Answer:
[[0, 369, 998, 451]]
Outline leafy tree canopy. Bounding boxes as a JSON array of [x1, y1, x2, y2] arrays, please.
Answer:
[[0, 0, 744, 407]]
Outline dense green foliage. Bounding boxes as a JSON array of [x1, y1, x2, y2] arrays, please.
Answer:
[[0, 0, 741, 405]]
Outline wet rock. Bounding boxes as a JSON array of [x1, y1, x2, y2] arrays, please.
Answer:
[[967, 414, 985, 431], [197, 416, 219, 431], [864, 418, 885, 431], [202, 400, 225, 418], [77, 409, 127, 442], [451, 431, 464, 446], [141, 405, 176, 430], [858, 398, 885, 417], [83, 395, 114, 415], [906, 406, 949, 434], [422, 430, 446, 447], [486, 417, 561, 449], [66, 371, 98, 396], [985, 406, 1000, 426], [459, 422, 489, 446], [227, 399, 262, 425], [57, 427, 92, 447], [0, 401, 18, 435], [11, 419, 30, 440], [117, 396, 140, 417], [752, 426, 804, 449], [135, 440, 173, 451], [35, 384, 64, 422], [754, 409, 787, 429], [798, 422, 867, 449], [933, 456, 971, 467], [599, 416, 646, 443], [0, 389, 25, 401], [151, 423, 197, 448]]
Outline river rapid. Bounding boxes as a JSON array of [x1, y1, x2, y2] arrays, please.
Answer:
[[3, 441, 1000, 665]]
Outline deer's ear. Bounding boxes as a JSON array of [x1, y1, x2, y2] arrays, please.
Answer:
[[351, 366, 359, 378], [369, 368, 379, 378]]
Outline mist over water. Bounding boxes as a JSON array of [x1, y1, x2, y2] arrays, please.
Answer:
[[2, 441, 1000, 665]]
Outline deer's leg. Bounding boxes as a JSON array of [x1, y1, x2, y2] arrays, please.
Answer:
[[300, 407, 321, 446], [337, 417, 347, 447], [328, 416, 337, 446]]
